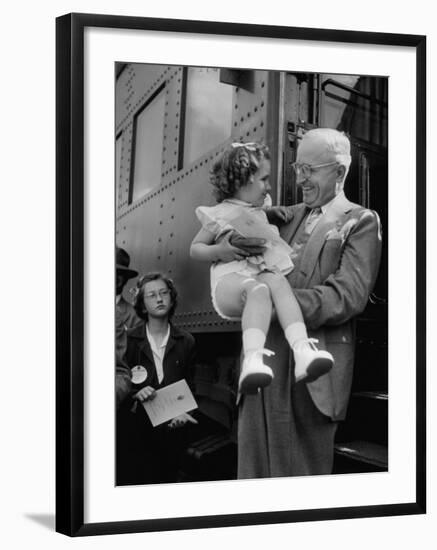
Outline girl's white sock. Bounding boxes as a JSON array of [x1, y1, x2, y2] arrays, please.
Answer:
[[242, 328, 266, 354], [284, 322, 308, 348]]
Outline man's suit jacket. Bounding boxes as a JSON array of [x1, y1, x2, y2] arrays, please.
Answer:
[[270, 192, 382, 420]]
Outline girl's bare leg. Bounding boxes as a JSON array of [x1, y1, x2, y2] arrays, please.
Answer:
[[257, 271, 333, 383], [214, 273, 274, 393]]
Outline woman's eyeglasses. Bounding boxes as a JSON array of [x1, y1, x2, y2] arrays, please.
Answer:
[[144, 289, 170, 300]]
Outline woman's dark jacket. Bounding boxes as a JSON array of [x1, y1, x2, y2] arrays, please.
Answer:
[[127, 321, 195, 388], [116, 322, 197, 484], [117, 321, 196, 410]]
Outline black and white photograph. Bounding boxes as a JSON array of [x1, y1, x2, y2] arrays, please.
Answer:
[[3, 0, 435, 547], [51, 8, 427, 541], [114, 64, 388, 486]]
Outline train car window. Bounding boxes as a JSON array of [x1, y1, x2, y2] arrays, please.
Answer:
[[320, 75, 388, 147], [319, 74, 388, 306], [115, 132, 123, 210], [182, 67, 233, 166], [130, 87, 166, 203]]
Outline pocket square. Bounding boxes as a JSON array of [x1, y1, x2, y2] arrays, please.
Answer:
[[325, 218, 358, 242]]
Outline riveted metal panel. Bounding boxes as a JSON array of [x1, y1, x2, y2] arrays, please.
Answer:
[[116, 64, 272, 333], [115, 123, 134, 210], [232, 71, 268, 144], [161, 67, 183, 179], [116, 64, 171, 133]]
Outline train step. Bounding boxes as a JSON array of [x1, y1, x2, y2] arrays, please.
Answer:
[[333, 440, 388, 474], [336, 390, 388, 445], [352, 335, 388, 392], [180, 434, 237, 482]]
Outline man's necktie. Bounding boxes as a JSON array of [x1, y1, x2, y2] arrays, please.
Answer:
[[304, 207, 322, 234]]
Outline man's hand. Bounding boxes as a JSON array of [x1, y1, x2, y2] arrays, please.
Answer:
[[133, 386, 156, 402], [228, 233, 266, 255], [168, 412, 198, 429], [265, 206, 294, 226], [215, 232, 254, 262]]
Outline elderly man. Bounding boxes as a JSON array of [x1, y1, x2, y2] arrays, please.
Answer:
[[237, 128, 382, 478]]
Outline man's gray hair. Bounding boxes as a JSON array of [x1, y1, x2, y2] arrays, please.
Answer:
[[302, 128, 352, 184]]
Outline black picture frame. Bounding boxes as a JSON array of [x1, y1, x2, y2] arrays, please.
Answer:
[[56, 12, 426, 537]]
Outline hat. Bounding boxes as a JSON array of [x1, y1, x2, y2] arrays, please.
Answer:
[[116, 246, 138, 279]]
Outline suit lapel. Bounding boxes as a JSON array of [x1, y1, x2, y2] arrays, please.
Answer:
[[280, 204, 308, 243], [164, 330, 177, 359], [299, 194, 354, 285]]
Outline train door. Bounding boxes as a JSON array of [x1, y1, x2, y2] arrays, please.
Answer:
[[282, 72, 389, 472]]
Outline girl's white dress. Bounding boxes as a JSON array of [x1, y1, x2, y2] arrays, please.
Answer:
[[195, 198, 294, 320]]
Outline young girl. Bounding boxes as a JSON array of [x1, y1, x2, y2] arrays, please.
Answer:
[[190, 142, 333, 394]]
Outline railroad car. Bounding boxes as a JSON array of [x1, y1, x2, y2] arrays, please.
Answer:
[[115, 63, 388, 481]]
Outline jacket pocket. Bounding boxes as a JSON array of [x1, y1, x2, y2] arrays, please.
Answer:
[[324, 323, 353, 344], [319, 239, 344, 282]]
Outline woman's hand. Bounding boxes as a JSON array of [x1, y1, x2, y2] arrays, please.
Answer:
[[168, 412, 198, 429], [133, 386, 156, 402]]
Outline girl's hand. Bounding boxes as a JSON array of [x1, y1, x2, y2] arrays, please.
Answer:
[[216, 232, 251, 262], [134, 386, 156, 402], [265, 206, 294, 226]]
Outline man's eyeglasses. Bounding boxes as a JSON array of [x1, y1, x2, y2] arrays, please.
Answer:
[[144, 289, 170, 300], [291, 161, 338, 178]]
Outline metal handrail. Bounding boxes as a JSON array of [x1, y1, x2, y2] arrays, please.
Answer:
[[321, 78, 388, 107]]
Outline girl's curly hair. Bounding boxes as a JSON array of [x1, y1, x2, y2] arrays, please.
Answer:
[[210, 142, 270, 203]]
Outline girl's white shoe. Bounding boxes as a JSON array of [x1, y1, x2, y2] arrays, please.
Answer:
[[238, 348, 275, 394], [293, 338, 333, 383]]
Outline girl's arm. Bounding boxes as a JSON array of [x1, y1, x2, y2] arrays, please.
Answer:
[[190, 227, 250, 263]]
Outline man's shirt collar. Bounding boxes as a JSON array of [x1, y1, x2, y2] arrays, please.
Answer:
[[320, 190, 345, 214]]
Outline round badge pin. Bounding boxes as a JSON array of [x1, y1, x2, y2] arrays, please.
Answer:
[[131, 365, 148, 384]]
